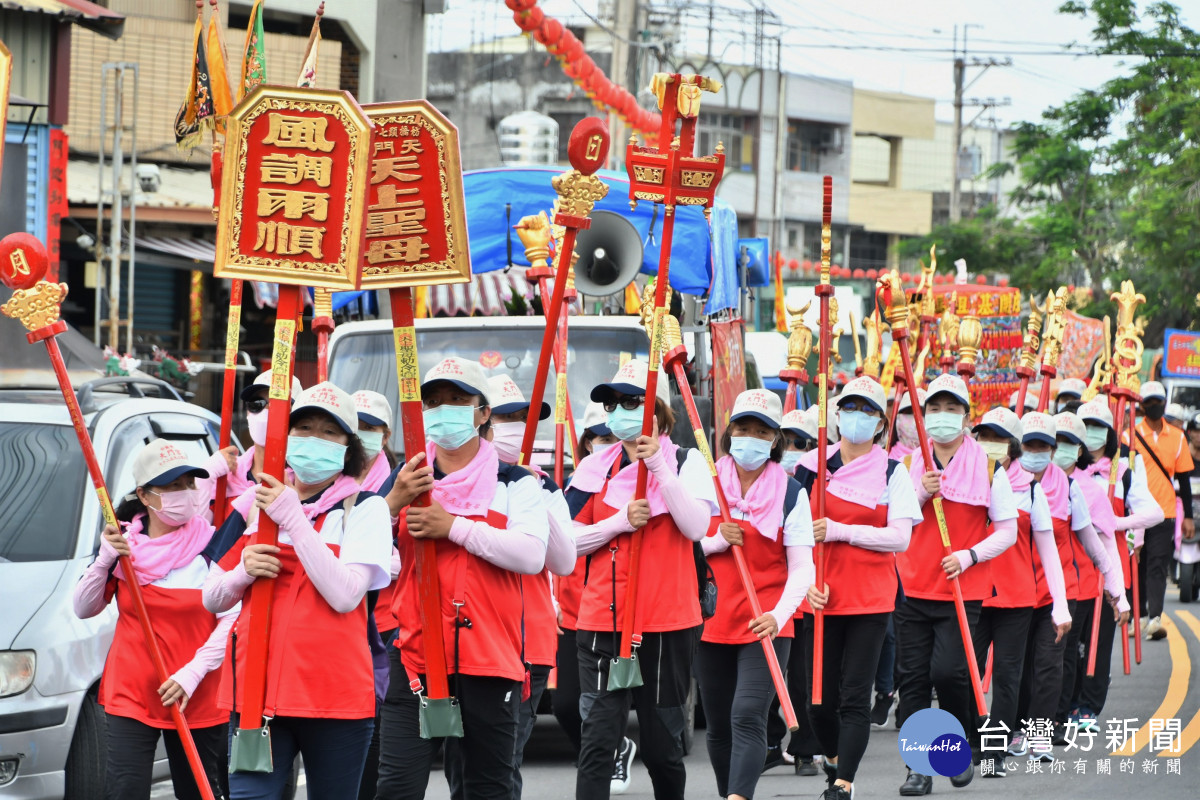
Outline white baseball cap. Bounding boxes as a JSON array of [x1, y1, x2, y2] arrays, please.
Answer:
[[352, 390, 393, 428], [241, 369, 303, 403], [898, 387, 927, 413], [486, 375, 551, 420], [1077, 398, 1114, 431], [290, 381, 358, 436], [582, 401, 611, 435], [1057, 378, 1088, 399], [1141, 381, 1166, 402], [131, 439, 210, 487], [1021, 412, 1056, 446], [1008, 388, 1038, 411], [1054, 412, 1088, 447], [974, 407, 1022, 441], [781, 405, 838, 442], [730, 389, 783, 429], [926, 374, 971, 409], [1167, 402, 1186, 423], [589, 359, 671, 407], [837, 376, 887, 414], [422, 357, 490, 403]]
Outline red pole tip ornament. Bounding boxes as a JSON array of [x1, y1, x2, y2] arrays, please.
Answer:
[[0, 232, 49, 290], [567, 117, 610, 175]]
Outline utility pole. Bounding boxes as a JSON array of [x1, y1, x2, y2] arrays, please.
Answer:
[[950, 24, 1009, 223]]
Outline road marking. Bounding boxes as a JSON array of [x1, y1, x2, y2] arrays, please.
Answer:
[[1112, 613, 1189, 756], [1159, 609, 1200, 757]]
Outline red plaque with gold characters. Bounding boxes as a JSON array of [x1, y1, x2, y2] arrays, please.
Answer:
[[214, 85, 373, 289], [359, 100, 471, 287]]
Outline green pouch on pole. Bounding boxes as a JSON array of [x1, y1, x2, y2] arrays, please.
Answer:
[[230, 725, 273, 773], [418, 696, 464, 739], [607, 655, 643, 691]]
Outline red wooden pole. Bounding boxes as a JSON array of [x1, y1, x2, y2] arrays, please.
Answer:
[[811, 176, 834, 704], [1014, 365, 1036, 419], [783, 379, 798, 415], [1087, 391, 1126, 676], [213, 278, 243, 527], [554, 307, 570, 488], [1128, 395, 1142, 665]]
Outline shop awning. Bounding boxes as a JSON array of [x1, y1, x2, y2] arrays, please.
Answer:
[[1, 0, 125, 40]]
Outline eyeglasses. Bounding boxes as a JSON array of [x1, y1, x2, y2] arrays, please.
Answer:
[[423, 398, 484, 410], [838, 400, 879, 415], [245, 398, 268, 414], [603, 396, 645, 413]]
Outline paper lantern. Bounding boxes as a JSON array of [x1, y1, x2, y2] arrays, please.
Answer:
[[788, 258, 800, 271], [505, 0, 537, 10], [975, 275, 987, 285], [853, 268, 866, 279], [997, 277, 1009, 287], [514, 7, 544, 31], [539, 18, 564, 48], [866, 269, 878, 279]]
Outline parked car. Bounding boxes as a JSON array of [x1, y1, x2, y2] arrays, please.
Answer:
[[0, 379, 229, 799]]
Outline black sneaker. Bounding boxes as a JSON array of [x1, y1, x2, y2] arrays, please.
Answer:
[[823, 785, 853, 800], [872, 692, 895, 727], [899, 769, 932, 796], [763, 744, 786, 772], [610, 737, 635, 795], [796, 758, 820, 777], [950, 761, 974, 788]]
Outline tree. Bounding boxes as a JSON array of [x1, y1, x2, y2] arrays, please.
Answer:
[[897, 205, 1042, 286]]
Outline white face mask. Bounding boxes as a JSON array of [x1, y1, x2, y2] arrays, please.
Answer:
[[490, 421, 526, 464], [247, 409, 269, 447]]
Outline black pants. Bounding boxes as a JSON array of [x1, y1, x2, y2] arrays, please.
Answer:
[[553, 629, 583, 756], [104, 713, 226, 800], [696, 638, 790, 799], [894, 597, 982, 746], [973, 606, 1031, 746], [1017, 603, 1068, 726], [767, 621, 821, 759], [576, 627, 700, 800], [1057, 597, 1094, 722], [359, 628, 397, 800], [804, 613, 890, 783], [1076, 595, 1119, 715], [376, 648, 520, 800], [875, 615, 896, 696], [1142, 519, 1175, 618]]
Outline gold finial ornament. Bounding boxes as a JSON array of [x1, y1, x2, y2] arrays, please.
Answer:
[[1082, 316, 1112, 402], [1110, 279, 1147, 393], [1039, 288, 1069, 370], [862, 312, 886, 379], [515, 211, 553, 268], [785, 299, 814, 371], [957, 316, 983, 367], [920, 244, 938, 318], [640, 280, 671, 339], [1020, 294, 1047, 371], [1, 281, 68, 332], [937, 292, 960, 352], [550, 171, 609, 219], [313, 287, 333, 319], [660, 312, 684, 353], [828, 297, 842, 364]]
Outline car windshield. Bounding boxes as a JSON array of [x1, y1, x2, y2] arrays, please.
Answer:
[[1170, 385, 1200, 416], [0, 423, 88, 562], [330, 325, 650, 461]]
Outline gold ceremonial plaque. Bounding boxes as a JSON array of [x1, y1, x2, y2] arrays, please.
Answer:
[[358, 100, 471, 288], [215, 85, 373, 290]]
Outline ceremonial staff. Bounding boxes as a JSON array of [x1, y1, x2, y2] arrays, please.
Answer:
[[1035, 288, 1067, 413], [1, 234, 215, 799], [214, 86, 372, 768], [915, 246, 938, 360], [312, 287, 334, 382], [617, 72, 724, 686], [811, 176, 835, 704], [1014, 294, 1046, 416], [780, 299, 813, 414], [878, 272, 989, 716], [938, 293, 960, 375], [655, 314, 799, 730]]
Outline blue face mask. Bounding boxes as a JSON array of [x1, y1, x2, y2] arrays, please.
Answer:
[[926, 411, 965, 444], [838, 409, 881, 445], [1019, 451, 1052, 475], [780, 450, 803, 473], [424, 403, 478, 451], [1053, 443, 1080, 470], [729, 436, 773, 470], [607, 405, 645, 442], [286, 435, 347, 484], [359, 430, 385, 460], [1084, 426, 1108, 453]]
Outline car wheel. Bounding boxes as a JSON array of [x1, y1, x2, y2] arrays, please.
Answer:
[[1181, 563, 1195, 603], [64, 692, 107, 800], [680, 677, 697, 756]]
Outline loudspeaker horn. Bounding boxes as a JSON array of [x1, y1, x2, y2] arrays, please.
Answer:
[[572, 210, 644, 296]]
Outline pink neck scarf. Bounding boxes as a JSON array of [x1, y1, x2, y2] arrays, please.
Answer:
[[1038, 462, 1070, 520], [427, 438, 499, 517], [224, 448, 257, 499], [1073, 472, 1116, 535], [908, 434, 991, 507], [571, 435, 681, 516], [359, 452, 393, 493], [800, 442, 888, 509], [1084, 456, 1126, 486], [717, 455, 787, 540], [889, 441, 914, 461], [114, 513, 213, 585], [1006, 459, 1033, 496]]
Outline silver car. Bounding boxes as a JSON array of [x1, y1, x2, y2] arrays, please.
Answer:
[[0, 379, 226, 799]]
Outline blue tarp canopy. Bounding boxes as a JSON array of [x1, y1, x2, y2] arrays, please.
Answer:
[[463, 167, 740, 313]]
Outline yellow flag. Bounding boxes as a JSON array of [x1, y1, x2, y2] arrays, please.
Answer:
[[206, 14, 234, 126]]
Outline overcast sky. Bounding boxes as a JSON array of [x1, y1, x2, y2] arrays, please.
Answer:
[[428, 0, 1200, 128]]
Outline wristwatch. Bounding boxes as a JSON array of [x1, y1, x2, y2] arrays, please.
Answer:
[[969, 548, 979, 566]]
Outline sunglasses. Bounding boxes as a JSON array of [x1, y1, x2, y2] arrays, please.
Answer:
[[245, 398, 269, 414], [603, 396, 645, 413]]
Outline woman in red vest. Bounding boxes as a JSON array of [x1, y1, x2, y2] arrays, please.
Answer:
[[374, 358, 550, 800], [697, 389, 812, 800], [897, 374, 1019, 795], [567, 359, 717, 800], [202, 382, 392, 799], [970, 409, 1069, 777], [798, 377, 921, 800], [74, 439, 231, 800]]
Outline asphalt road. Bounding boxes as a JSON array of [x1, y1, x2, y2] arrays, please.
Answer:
[[156, 594, 1200, 799]]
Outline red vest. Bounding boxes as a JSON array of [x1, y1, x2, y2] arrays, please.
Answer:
[[985, 509, 1035, 609], [373, 579, 399, 634], [900, 497, 992, 601], [523, 570, 558, 667], [554, 557, 587, 631], [576, 497, 702, 634], [804, 492, 897, 615], [218, 535, 375, 720], [392, 509, 526, 682], [1033, 516, 1078, 606], [1072, 482, 1101, 601], [702, 518, 792, 644], [99, 581, 225, 729]]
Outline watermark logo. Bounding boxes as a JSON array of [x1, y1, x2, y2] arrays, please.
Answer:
[[898, 708, 972, 778]]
